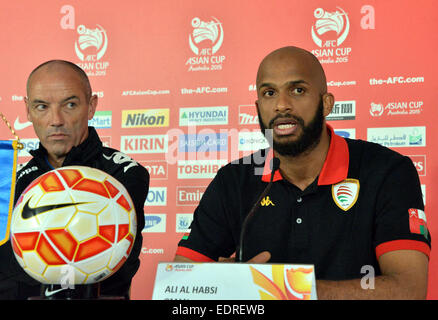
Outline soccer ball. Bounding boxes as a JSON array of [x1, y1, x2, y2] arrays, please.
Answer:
[[10, 165, 137, 285]]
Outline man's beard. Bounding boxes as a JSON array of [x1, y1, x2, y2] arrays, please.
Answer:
[[258, 99, 325, 157]]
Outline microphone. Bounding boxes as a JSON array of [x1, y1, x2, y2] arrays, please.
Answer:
[[237, 157, 280, 262]]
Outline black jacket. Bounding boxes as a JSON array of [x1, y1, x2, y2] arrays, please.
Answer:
[[0, 127, 149, 299]]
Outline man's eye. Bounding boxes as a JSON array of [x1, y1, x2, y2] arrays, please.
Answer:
[[35, 104, 47, 111], [66, 102, 77, 108], [263, 90, 275, 97], [293, 87, 305, 94]]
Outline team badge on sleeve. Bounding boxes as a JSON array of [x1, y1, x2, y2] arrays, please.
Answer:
[[409, 209, 428, 239], [332, 179, 360, 212]]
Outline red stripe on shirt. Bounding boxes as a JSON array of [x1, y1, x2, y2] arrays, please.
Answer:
[[375, 239, 430, 260], [175, 246, 215, 262]]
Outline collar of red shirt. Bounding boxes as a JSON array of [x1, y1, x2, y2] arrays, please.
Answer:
[[261, 124, 349, 185]]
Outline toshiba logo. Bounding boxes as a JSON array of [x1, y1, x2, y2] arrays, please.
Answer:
[[177, 160, 227, 179]]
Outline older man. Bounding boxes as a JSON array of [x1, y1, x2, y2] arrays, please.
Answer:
[[174, 46, 430, 299], [0, 60, 149, 299]]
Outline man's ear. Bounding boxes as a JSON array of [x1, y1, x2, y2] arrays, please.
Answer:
[[88, 94, 98, 120], [24, 97, 32, 122], [322, 93, 335, 117]]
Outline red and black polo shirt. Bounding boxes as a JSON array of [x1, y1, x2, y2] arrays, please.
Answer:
[[176, 125, 431, 280]]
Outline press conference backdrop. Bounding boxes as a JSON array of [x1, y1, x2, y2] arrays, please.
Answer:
[[0, 0, 436, 299]]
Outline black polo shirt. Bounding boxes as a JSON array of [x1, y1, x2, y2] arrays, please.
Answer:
[[176, 125, 431, 280]]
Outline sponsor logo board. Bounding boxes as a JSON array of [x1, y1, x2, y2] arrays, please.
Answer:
[[145, 187, 167, 206], [17, 139, 40, 157], [326, 101, 355, 120], [370, 101, 424, 117], [367, 127, 426, 147], [122, 109, 169, 128], [408, 155, 426, 176], [238, 131, 269, 151], [178, 133, 228, 152], [179, 106, 228, 126], [334, 129, 356, 139], [239, 105, 258, 126], [177, 159, 228, 179], [176, 186, 207, 206], [121, 135, 168, 154], [88, 111, 112, 129], [139, 160, 168, 180], [176, 214, 194, 233], [143, 214, 166, 233]]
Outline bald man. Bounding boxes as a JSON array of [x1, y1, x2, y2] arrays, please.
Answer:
[[174, 47, 430, 299], [0, 60, 149, 299]]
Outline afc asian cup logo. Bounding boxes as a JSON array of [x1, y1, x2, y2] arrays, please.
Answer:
[[185, 16, 226, 72], [75, 24, 108, 61], [370, 103, 384, 117], [311, 7, 350, 47], [165, 264, 173, 272], [189, 17, 224, 55]]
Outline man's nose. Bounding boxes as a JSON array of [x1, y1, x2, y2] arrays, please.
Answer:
[[275, 91, 293, 113], [49, 107, 64, 126]]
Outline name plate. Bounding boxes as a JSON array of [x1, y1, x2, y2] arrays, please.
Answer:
[[152, 262, 317, 300]]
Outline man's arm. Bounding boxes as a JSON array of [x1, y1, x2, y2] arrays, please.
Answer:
[[176, 250, 428, 299], [174, 255, 195, 262], [316, 250, 428, 300], [174, 251, 271, 263], [315, 155, 430, 300]]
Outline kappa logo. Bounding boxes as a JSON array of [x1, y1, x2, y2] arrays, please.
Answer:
[[311, 7, 350, 47], [260, 196, 275, 207], [332, 179, 359, 211]]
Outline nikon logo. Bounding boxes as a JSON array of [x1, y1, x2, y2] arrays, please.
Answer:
[[122, 109, 169, 128]]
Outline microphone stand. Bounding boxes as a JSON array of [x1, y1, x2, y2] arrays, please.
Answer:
[[237, 157, 280, 262]]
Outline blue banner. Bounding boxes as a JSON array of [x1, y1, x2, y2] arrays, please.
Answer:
[[0, 140, 18, 246]]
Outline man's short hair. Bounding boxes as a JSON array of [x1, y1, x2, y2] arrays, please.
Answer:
[[26, 60, 92, 102]]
